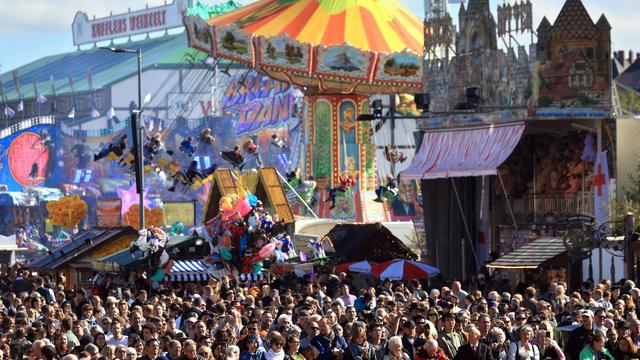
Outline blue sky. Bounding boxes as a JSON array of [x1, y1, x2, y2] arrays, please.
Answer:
[[0, 0, 637, 72]]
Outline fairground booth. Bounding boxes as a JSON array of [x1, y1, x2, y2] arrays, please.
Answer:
[[402, 0, 619, 288]]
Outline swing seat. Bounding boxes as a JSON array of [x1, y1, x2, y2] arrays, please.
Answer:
[[106, 152, 118, 161], [149, 268, 165, 282], [335, 188, 353, 198], [383, 191, 398, 201]]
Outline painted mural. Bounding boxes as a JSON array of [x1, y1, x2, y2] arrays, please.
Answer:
[[0, 74, 302, 234]]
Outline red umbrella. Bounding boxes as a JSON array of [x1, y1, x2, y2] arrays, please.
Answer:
[[372, 260, 440, 280], [335, 260, 378, 273]]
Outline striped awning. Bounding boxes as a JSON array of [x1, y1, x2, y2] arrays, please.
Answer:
[[164, 260, 211, 282], [402, 123, 525, 180]]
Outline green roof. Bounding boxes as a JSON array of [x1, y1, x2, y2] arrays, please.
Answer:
[[0, 32, 208, 103]]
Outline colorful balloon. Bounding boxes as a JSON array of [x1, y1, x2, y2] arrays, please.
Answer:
[[236, 199, 252, 217], [258, 242, 277, 258]]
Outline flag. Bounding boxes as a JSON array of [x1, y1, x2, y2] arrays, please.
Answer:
[[143, 93, 152, 104], [4, 106, 15, 118], [12, 70, 21, 97], [86, 71, 93, 90], [16, 100, 23, 112], [106, 106, 116, 119], [67, 74, 75, 92], [36, 93, 47, 104], [593, 151, 610, 226], [67, 108, 75, 119], [90, 107, 100, 118]]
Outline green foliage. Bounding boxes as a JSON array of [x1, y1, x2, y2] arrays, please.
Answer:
[[619, 85, 640, 114], [578, 94, 598, 106]]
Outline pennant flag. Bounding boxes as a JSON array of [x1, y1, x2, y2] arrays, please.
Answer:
[[4, 106, 15, 118], [594, 151, 611, 226], [106, 106, 116, 119], [204, 55, 216, 66], [12, 70, 21, 97], [16, 100, 24, 112], [67, 108, 75, 119], [143, 93, 152, 104], [90, 107, 100, 118], [36, 93, 47, 104]]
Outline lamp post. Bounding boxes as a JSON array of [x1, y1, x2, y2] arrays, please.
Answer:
[[100, 47, 145, 229]]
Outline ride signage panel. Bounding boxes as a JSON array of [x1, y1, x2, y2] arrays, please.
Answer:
[[72, 0, 188, 46]]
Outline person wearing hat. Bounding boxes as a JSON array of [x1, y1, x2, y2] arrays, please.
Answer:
[[566, 310, 596, 360], [437, 313, 463, 360]]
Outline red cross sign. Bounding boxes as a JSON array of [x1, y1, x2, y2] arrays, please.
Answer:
[[594, 163, 606, 196]]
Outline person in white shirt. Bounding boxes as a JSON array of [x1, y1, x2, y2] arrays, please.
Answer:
[[598, 290, 613, 311], [339, 284, 356, 307], [107, 321, 128, 348]]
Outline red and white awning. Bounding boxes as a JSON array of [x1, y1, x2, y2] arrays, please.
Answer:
[[401, 123, 525, 180]]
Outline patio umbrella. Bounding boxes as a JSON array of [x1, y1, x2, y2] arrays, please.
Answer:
[[372, 260, 440, 280], [335, 260, 377, 273]]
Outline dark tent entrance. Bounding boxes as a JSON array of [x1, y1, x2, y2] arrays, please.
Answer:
[[403, 123, 525, 281]]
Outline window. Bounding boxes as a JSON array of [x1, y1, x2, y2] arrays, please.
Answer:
[[569, 61, 593, 88]]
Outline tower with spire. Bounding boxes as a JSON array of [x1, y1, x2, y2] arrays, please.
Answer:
[[456, 0, 497, 55], [536, 0, 611, 107]]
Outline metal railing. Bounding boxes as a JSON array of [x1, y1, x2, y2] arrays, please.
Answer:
[[495, 192, 594, 224]]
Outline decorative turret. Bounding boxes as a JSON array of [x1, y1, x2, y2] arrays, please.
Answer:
[[458, 2, 466, 31], [536, 17, 552, 63], [550, 0, 597, 40]]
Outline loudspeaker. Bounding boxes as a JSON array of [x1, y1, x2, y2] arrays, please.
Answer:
[[414, 93, 430, 113]]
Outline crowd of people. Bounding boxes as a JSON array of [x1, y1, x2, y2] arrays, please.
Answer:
[[2, 263, 640, 360]]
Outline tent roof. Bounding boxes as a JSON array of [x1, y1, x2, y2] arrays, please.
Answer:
[[487, 237, 568, 269], [208, 0, 423, 54], [325, 223, 417, 262], [98, 234, 201, 269], [28, 226, 138, 269], [0, 32, 212, 103]]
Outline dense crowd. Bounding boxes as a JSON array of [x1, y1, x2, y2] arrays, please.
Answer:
[[1, 264, 639, 360]]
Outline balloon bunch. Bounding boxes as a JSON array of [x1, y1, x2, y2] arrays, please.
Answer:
[[204, 188, 291, 277], [46, 195, 89, 228]]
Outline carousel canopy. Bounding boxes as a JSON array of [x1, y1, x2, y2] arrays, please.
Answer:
[[209, 0, 423, 54], [183, 0, 424, 94]]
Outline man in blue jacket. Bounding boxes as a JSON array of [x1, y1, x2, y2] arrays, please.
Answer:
[[311, 318, 347, 360]]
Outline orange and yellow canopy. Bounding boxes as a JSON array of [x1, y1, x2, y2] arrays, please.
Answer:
[[208, 0, 423, 55]]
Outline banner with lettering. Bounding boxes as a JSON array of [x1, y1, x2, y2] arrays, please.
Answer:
[[223, 72, 301, 136]]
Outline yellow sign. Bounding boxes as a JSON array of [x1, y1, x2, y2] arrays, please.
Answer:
[[163, 202, 195, 227]]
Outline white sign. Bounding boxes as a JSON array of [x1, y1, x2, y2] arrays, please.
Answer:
[[72, 0, 188, 46]]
